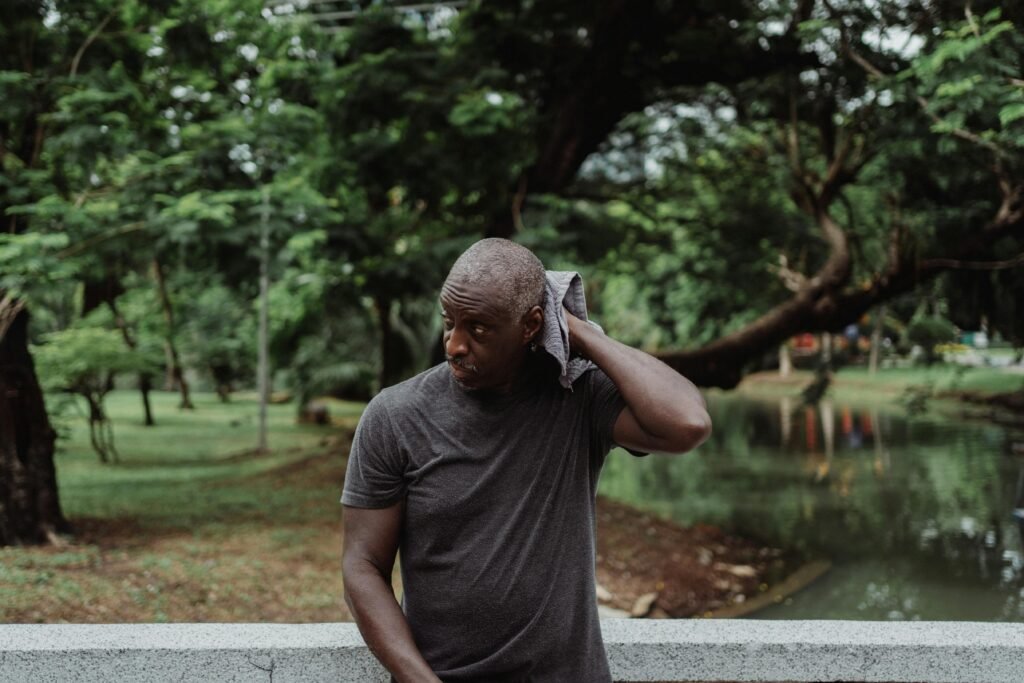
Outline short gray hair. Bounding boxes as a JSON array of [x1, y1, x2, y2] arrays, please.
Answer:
[[445, 238, 546, 320]]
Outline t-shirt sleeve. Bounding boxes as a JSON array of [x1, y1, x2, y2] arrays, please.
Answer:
[[341, 393, 408, 508], [587, 369, 648, 458]]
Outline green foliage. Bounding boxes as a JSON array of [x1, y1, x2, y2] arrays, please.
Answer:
[[5, 0, 1024, 406], [0, 233, 73, 300], [901, 8, 1024, 152], [178, 281, 255, 396], [906, 316, 957, 365], [34, 326, 162, 462], [33, 328, 159, 395]]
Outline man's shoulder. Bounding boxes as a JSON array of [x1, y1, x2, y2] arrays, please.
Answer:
[[569, 366, 610, 395], [372, 363, 449, 415]]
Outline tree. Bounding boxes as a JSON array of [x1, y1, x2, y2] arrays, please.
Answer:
[[33, 327, 160, 463], [906, 315, 957, 365], [181, 280, 255, 402], [317, 1, 1023, 388], [0, 0, 330, 542], [492, 1, 1024, 386], [649, 4, 1024, 386], [0, 1, 75, 546]]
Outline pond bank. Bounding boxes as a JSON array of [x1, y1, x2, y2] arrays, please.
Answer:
[[597, 387, 1024, 622], [595, 496, 808, 619]]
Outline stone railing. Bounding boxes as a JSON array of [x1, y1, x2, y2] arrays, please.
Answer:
[[1, 619, 1022, 682]]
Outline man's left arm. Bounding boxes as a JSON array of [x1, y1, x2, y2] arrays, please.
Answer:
[[567, 310, 711, 454]]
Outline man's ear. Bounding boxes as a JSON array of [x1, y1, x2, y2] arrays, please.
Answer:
[[521, 305, 544, 345]]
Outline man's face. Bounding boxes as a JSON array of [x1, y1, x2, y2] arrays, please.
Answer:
[[440, 276, 531, 391]]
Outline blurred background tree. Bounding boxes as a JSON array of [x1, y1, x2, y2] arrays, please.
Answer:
[[2, 0, 1023, 545]]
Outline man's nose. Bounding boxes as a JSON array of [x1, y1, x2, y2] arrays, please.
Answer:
[[445, 327, 469, 358]]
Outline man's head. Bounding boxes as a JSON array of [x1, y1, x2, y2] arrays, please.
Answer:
[[440, 238, 545, 391]]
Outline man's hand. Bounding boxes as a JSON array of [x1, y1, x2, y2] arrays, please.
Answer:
[[564, 307, 711, 454]]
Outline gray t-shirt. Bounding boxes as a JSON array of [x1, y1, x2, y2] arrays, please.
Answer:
[[341, 360, 632, 682]]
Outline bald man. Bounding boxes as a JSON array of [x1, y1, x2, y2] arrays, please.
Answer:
[[341, 239, 710, 682]]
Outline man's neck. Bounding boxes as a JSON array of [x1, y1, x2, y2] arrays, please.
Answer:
[[478, 352, 546, 397]]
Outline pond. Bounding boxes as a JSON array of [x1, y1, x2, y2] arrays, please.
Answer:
[[598, 392, 1024, 621]]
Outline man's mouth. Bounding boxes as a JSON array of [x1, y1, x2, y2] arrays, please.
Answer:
[[447, 358, 478, 380]]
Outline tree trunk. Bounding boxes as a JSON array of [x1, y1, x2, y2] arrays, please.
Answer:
[[869, 305, 886, 375], [139, 373, 155, 426], [778, 343, 792, 377], [107, 297, 155, 426], [375, 296, 395, 390], [257, 190, 270, 453], [820, 333, 833, 368], [215, 381, 232, 403], [0, 306, 70, 546], [374, 296, 415, 389], [84, 392, 118, 464], [151, 259, 194, 409]]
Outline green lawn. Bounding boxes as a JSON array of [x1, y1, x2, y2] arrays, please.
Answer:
[[51, 390, 363, 526], [1, 390, 368, 624], [738, 364, 1024, 408], [836, 364, 1024, 395]]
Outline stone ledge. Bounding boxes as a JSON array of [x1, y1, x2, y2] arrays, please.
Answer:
[[1, 619, 1022, 682]]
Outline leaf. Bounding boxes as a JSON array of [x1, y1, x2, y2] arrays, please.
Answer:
[[998, 103, 1024, 127], [935, 76, 980, 99], [982, 8, 1002, 23]]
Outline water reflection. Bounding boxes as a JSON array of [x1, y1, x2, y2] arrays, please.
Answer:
[[598, 392, 1024, 621]]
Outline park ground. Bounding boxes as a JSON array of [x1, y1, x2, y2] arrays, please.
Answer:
[[0, 390, 788, 623], [6, 363, 1017, 624]]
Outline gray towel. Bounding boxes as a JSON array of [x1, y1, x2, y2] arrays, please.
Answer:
[[539, 271, 601, 389]]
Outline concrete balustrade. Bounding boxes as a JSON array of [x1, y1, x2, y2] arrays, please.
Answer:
[[1, 619, 1023, 682]]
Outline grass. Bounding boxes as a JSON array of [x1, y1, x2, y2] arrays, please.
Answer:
[[738, 363, 1024, 409], [836, 364, 1024, 395], [0, 390, 372, 624]]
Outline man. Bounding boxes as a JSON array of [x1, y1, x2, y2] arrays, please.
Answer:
[[342, 238, 711, 682]]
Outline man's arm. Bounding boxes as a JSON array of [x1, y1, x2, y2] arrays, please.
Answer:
[[566, 310, 712, 454], [342, 503, 441, 683]]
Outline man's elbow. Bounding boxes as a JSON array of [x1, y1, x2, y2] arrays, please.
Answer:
[[665, 410, 712, 454]]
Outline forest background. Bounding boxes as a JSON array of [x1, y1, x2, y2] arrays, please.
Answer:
[[2, 0, 1023, 556]]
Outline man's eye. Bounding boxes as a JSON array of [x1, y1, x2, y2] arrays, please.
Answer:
[[472, 325, 487, 336], [441, 316, 453, 329]]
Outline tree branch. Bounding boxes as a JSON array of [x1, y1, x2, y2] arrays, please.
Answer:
[[70, 11, 115, 78], [964, 2, 982, 39], [768, 255, 809, 292], [658, 184, 1024, 388], [920, 252, 1024, 270], [56, 221, 147, 259]]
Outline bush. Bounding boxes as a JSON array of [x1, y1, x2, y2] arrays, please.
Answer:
[[906, 316, 957, 365]]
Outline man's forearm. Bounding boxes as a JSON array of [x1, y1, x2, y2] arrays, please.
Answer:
[[569, 315, 710, 450], [344, 565, 440, 683]]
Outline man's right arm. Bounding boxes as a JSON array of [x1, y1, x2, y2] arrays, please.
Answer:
[[342, 502, 440, 683]]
